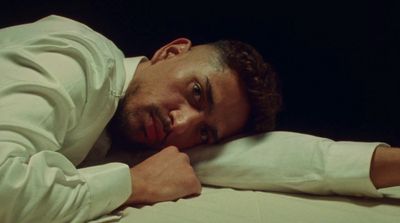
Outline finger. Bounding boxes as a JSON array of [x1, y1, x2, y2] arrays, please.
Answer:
[[163, 145, 179, 153], [178, 152, 190, 163]]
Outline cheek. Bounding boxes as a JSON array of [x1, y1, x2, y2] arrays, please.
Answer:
[[125, 86, 163, 108], [165, 130, 200, 149], [147, 82, 182, 100], [159, 87, 187, 110], [226, 110, 249, 136]]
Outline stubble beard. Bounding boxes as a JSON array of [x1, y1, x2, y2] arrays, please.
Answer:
[[107, 84, 148, 150], [107, 85, 170, 151]]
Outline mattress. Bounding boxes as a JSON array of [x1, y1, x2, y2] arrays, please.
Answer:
[[91, 186, 400, 223], [89, 131, 400, 222]]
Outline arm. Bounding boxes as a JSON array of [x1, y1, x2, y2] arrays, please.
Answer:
[[0, 85, 130, 223], [89, 141, 202, 205], [370, 146, 400, 188], [0, 16, 131, 222], [186, 131, 389, 197]]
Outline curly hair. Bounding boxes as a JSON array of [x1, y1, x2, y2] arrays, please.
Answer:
[[208, 40, 282, 133]]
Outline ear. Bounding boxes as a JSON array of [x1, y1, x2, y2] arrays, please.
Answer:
[[151, 38, 192, 64]]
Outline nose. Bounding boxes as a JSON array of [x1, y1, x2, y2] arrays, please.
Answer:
[[169, 106, 203, 135]]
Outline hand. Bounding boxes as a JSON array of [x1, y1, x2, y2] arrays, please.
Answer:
[[125, 146, 201, 204], [370, 146, 400, 189]]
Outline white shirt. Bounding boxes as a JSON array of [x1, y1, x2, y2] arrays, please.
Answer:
[[0, 15, 135, 222]]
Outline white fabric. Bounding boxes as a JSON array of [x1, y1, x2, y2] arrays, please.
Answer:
[[186, 131, 386, 197], [99, 131, 387, 198], [110, 186, 400, 223], [0, 15, 134, 222]]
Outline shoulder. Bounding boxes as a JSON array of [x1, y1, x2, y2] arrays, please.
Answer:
[[29, 15, 109, 45], [0, 15, 109, 47], [34, 15, 94, 33], [3, 15, 123, 58]]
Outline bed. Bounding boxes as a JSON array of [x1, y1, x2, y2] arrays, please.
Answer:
[[92, 186, 400, 223], [89, 131, 400, 223]]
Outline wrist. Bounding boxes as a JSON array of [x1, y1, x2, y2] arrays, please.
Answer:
[[370, 146, 400, 188], [125, 167, 152, 204]]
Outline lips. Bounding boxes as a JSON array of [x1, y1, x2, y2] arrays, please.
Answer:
[[145, 114, 166, 144]]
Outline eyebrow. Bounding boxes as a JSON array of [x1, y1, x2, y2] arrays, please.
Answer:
[[205, 77, 219, 142], [205, 77, 215, 113]]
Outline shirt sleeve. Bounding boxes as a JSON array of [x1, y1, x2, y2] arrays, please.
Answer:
[[187, 131, 387, 198], [0, 17, 131, 223]]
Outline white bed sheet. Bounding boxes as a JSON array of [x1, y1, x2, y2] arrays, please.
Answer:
[[91, 186, 400, 223], [88, 131, 400, 223]]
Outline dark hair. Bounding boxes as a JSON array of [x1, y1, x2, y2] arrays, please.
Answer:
[[208, 40, 282, 133]]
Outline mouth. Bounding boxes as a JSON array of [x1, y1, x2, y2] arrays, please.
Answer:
[[144, 113, 167, 145]]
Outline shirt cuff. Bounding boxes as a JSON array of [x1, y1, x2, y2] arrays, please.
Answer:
[[324, 141, 388, 197], [79, 162, 131, 220]]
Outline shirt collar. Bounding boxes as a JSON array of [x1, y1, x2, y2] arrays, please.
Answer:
[[123, 56, 148, 94]]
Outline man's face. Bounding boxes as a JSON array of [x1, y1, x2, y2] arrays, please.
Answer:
[[114, 39, 249, 150]]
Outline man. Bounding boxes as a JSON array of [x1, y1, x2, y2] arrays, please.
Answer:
[[0, 14, 280, 222], [0, 15, 399, 223]]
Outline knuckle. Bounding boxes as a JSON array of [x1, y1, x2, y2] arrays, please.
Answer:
[[164, 145, 178, 153], [179, 152, 190, 163]]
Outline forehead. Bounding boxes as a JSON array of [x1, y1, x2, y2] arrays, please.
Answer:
[[207, 68, 250, 140]]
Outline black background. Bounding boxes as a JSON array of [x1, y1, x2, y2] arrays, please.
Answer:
[[1, 1, 399, 145]]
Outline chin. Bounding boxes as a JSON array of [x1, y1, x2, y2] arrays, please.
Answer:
[[146, 142, 165, 151], [125, 136, 164, 151]]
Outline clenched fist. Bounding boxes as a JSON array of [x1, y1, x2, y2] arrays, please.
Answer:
[[125, 146, 201, 204]]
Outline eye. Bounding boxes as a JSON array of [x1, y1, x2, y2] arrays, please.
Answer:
[[192, 82, 202, 102], [200, 126, 209, 144]]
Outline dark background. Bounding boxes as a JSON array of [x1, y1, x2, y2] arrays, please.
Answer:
[[1, 1, 399, 145]]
